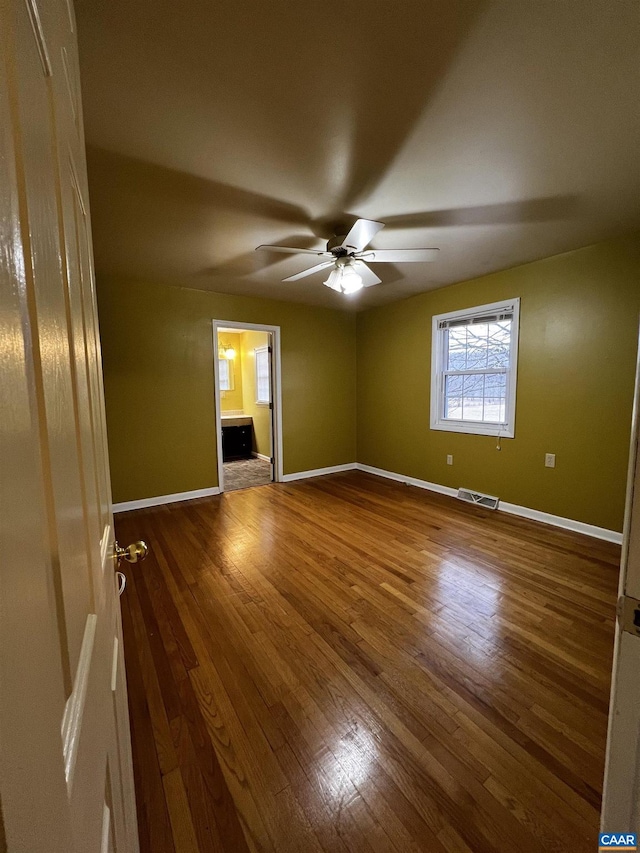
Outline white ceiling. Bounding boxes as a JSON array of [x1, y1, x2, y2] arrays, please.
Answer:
[[76, 0, 640, 310]]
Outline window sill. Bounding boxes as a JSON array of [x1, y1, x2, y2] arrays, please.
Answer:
[[430, 420, 514, 438]]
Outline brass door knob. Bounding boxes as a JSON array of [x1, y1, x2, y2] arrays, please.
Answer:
[[114, 540, 149, 565]]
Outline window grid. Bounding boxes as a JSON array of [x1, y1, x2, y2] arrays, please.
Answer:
[[443, 319, 511, 425]]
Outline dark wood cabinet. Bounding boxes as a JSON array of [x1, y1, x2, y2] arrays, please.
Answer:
[[222, 424, 252, 461]]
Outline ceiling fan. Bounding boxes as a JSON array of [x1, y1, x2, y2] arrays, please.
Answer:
[[256, 218, 439, 294]]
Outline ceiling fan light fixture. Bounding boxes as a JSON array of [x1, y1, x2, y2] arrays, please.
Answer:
[[323, 264, 363, 294], [340, 265, 364, 294], [323, 267, 343, 292]]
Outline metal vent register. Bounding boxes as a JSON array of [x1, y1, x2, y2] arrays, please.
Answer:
[[457, 488, 500, 510]]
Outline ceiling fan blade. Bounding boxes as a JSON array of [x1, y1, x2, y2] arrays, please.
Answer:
[[354, 261, 382, 288], [282, 261, 335, 282], [340, 219, 385, 252], [359, 248, 439, 263], [256, 244, 331, 256]]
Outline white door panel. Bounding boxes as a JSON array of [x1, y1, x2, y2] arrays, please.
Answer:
[[0, 39, 74, 851], [0, 0, 139, 850]]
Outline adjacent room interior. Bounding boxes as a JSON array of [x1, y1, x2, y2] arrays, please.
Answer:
[[215, 324, 275, 492], [8, 0, 636, 850]]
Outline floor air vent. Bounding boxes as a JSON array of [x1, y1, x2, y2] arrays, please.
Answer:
[[457, 488, 500, 510]]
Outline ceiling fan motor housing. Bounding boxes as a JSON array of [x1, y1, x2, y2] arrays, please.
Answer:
[[327, 235, 350, 253]]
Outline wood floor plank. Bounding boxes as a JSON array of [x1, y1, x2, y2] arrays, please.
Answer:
[[125, 565, 179, 777], [162, 768, 200, 853], [117, 471, 619, 852], [120, 571, 176, 853]]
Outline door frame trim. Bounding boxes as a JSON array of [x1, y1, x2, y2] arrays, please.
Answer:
[[212, 319, 283, 491]]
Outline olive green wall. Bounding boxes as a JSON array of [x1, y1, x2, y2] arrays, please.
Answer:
[[240, 330, 272, 457], [357, 234, 640, 532], [98, 235, 639, 530], [97, 277, 357, 503]]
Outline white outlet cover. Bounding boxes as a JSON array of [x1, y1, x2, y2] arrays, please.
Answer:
[[545, 453, 556, 468], [446, 455, 453, 465]]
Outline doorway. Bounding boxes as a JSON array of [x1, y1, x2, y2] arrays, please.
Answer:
[[213, 320, 283, 493]]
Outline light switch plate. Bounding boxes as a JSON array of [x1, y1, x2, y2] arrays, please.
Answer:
[[545, 453, 556, 468]]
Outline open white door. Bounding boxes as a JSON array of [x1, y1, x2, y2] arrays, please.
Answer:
[[602, 327, 640, 839], [0, 0, 139, 850]]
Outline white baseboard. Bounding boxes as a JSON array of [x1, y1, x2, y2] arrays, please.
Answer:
[[114, 464, 356, 509], [112, 464, 623, 544], [281, 463, 358, 483], [113, 486, 220, 513], [497, 501, 622, 544], [355, 463, 623, 544], [356, 463, 458, 499], [252, 452, 271, 462]]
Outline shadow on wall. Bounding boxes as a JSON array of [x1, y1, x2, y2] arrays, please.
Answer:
[[83, 0, 487, 290]]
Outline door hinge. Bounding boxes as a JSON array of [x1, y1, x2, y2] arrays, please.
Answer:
[[268, 346, 272, 353], [270, 457, 274, 464], [269, 402, 273, 410], [618, 594, 640, 636]]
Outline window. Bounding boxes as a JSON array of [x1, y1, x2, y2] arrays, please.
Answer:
[[255, 346, 270, 404], [218, 358, 233, 391], [430, 298, 520, 437]]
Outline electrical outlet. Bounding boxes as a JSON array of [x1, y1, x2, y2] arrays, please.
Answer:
[[545, 453, 556, 468], [446, 454, 453, 465]]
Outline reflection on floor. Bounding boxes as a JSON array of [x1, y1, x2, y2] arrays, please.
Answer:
[[223, 456, 272, 491], [117, 471, 619, 852]]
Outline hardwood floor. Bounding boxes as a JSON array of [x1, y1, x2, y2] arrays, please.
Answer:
[[116, 471, 620, 853]]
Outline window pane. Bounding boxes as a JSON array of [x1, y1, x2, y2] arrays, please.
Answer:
[[444, 373, 463, 419], [444, 372, 506, 423], [465, 324, 489, 369], [462, 373, 484, 419], [255, 348, 270, 403], [483, 372, 506, 422], [219, 359, 231, 391], [486, 321, 511, 368], [447, 328, 467, 370]]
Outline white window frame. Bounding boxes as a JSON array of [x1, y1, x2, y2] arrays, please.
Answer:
[[430, 297, 520, 438], [254, 345, 270, 406]]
